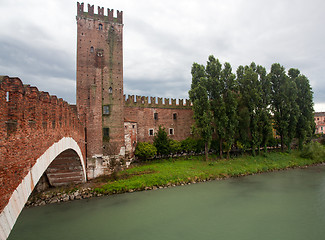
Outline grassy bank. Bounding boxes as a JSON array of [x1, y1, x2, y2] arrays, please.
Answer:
[[94, 150, 325, 194]]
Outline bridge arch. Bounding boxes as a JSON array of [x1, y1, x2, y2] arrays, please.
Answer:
[[0, 137, 86, 240]]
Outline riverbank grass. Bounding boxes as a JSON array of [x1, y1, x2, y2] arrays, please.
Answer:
[[94, 150, 325, 194]]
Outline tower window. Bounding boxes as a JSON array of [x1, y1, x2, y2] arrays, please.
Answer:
[[99, 24, 103, 30], [149, 129, 154, 136], [103, 105, 110, 115], [109, 87, 113, 94], [90, 46, 94, 53], [103, 128, 109, 139], [169, 128, 174, 135], [6, 92, 9, 102], [154, 113, 158, 120], [173, 113, 177, 120]]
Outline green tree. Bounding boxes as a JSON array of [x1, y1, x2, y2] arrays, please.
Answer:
[[153, 126, 170, 156], [257, 65, 272, 153], [189, 63, 213, 161], [289, 69, 315, 150], [269, 63, 299, 151], [206, 55, 227, 158], [222, 62, 238, 159]]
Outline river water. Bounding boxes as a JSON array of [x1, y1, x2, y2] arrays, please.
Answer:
[[8, 165, 325, 240]]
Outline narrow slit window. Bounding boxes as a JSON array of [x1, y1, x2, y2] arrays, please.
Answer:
[[154, 113, 158, 120], [99, 24, 103, 30], [109, 87, 113, 94], [173, 113, 177, 120], [169, 128, 174, 135], [103, 128, 109, 137], [103, 105, 110, 115], [6, 92, 9, 102], [90, 46, 94, 53]]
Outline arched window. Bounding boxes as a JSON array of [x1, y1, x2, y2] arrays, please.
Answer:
[[90, 46, 94, 53], [99, 24, 103, 30], [108, 87, 113, 94]]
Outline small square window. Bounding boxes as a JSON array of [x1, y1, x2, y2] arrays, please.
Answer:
[[149, 129, 154, 136], [169, 128, 174, 135], [173, 113, 177, 120], [154, 112, 158, 120], [103, 105, 110, 115]]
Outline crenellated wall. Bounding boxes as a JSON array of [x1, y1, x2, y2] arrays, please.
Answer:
[[77, 2, 123, 24], [124, 95, 194, 143], [0, 76, 86, 212], [125, 95, 192, 109]]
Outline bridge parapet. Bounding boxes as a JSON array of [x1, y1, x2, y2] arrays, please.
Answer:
[[0, 76, 86, 213]]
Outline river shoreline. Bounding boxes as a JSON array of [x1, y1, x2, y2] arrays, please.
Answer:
[[25, 161, 324, 208]]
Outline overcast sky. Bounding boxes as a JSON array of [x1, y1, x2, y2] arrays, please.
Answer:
[[1, 0, 324, 111]]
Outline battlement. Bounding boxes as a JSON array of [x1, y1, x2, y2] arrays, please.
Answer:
[[77, 2, 123, 24], [0, 76, 84, 137], [124, 95, 192, 109]]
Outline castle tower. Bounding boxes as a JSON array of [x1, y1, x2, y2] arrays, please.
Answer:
[[76, 2, 125, 160]]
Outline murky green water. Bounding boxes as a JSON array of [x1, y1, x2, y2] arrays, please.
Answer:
[[8, 165, 325, 240]]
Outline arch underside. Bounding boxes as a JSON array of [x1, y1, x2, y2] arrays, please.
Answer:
[[0, 137, 86, 240]]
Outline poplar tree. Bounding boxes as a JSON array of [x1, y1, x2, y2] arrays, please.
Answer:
[[206, 56, 227, 158], [222, 62, 238, 159], [189, 63, 213, 161], [256, 65, 272, 153], [269, 63, 299, 151], [237, 64, 261, 156], [289, 69, 315, 150]]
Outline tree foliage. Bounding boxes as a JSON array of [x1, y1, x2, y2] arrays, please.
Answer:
[[189, 63, 213, 161], [153, 126, 171, 156], [189, 56, 314, 158]]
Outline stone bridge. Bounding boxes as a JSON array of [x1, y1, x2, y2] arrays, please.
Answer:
[[0, 76, 86, 240]]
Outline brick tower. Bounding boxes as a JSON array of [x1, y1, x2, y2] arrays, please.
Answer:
[[76, 3, 125, 165]]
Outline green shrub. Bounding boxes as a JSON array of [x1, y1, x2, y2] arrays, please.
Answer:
[[181, 137, 197, 153], [170, 139, 182, 155], [135, 142, 157, 160], [300, 141, 325, 160]]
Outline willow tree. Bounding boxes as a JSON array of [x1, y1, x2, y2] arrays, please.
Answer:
[[189, 63, 213, 161]]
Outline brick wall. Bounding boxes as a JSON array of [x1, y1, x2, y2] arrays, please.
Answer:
[[0, 76, 85, 212], [124, 95, 194, 143]]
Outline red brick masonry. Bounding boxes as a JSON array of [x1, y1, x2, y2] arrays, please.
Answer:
[[0, 76, 85, 212]]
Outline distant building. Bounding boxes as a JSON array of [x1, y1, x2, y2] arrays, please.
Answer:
[[314, 112, 325, 134]]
